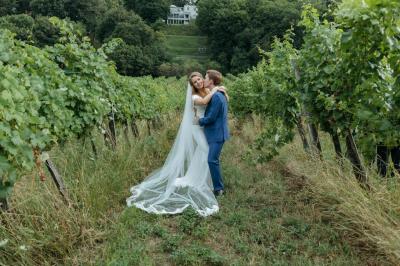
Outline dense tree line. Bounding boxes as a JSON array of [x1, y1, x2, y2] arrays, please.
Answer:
[[0, 0, 336, 76], [124, 0, 170, 24], [196, 0, 334, 74], [0, 0, 170, 76]]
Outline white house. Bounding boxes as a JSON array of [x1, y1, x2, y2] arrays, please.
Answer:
[[167, 4, 198, 25]]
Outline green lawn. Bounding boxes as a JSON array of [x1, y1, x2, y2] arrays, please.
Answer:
[[164, 35, 210, 63]]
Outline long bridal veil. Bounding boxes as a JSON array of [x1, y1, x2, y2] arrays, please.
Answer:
[[126, 83, 219, 217]]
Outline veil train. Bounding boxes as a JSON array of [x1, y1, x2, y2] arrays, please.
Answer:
[[126, 83, 219, 217]]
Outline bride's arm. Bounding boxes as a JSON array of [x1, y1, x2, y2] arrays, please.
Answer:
[[218, 86, 229, 101], [193, 87, 220, 105]]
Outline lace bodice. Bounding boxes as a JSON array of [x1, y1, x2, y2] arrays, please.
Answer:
[[192, 95, 207, 118]]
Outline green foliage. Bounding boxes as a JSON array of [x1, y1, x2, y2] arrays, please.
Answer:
[[0, 14, 34, 41], [32, 16, 61, 47], [298, 2, 400, 156], [197, 0, 303, 74], [0, 18, 184, 200], [1, 0, 172, 74], [62, 0, 101, 34], [0, 28, 73, 196], [15, 0, 31, 12], [335, 0, 400, 147], [97, 8, 168, 76], [29, 0, 104, 34], [0, 14, 84, 47], [124, 0, 170, 24], [0, 0, 18, 16], [5, 0, 107, 38], [229, 32, 300, 161], [230, 1, 400, 163], [30, 0, 68, 18], [171, 0, 192, 7]]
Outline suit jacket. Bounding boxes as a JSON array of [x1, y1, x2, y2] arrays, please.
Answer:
[[199, 91, 230, 143]]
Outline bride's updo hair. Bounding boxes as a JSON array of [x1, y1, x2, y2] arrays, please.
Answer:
[[188, 72, 203, 94]]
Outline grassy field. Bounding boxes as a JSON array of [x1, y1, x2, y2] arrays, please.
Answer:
[[1, 114, 395, 265], [162, 24, 202, 36], [164, 35, 210, 63]]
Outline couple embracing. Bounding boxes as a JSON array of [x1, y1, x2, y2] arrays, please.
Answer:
[[126, 70, 230, 217]]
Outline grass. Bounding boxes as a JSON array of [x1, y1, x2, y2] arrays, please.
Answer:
[[1, 113, 393, 265], [164, 35, 210, 63], [162, 24, 202, 36], [277, 131, 400, 265]]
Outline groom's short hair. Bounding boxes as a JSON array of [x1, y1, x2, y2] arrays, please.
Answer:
[[206, 70, 222, 85]]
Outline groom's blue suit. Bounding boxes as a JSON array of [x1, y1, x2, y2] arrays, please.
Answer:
[[199, 91, 229, 192]]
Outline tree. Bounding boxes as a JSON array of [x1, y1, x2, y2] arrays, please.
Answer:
[[0, 14, 34, 41], [0, 0, 18, 16], [15, 0, 31, 12], [197, 0, 304, 74], [32, 16, 61, 47], [30, 0, 68, 18], [97, 8, 168, 76], [97, 8, 153, 43], [123, 0, 170, 23], [29, 0, 106, 36], [63, 0, 103, 35], [171, 0, 192, 6]]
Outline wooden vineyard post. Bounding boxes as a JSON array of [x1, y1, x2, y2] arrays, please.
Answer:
[[90, 138, 98, 158], [296, 116, 310, 153], [45, 159, 70, 204], [330, 131, 343, 159], [103, 112, 117, 150], [131, 119, 139, 138], [152, 115, 163, 130], [345, 129, 368, 186], [0, 196, 8, 211], [123, 120, 131, 146], [108, 111, 117, 149], [308, 123, 322, 158], [291, 59, 320, 157], [147, 120, 152, 135], [84, 133, 97, 159]]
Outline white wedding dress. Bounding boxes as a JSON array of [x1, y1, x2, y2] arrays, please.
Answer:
[[126, 84, 219, 217]]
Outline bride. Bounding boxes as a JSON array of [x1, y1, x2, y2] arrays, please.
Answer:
[[126, 72, 227, 217]]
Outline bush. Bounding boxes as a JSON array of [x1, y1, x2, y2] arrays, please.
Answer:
[[0, 0, 18, 16], [0, 14, 34, 41], [98, 8, 168, 76], [32, 16, 61, 47], [30, 0, 68, 18]]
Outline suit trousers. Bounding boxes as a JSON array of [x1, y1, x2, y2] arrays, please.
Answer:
[[208, 141, 224, 192]]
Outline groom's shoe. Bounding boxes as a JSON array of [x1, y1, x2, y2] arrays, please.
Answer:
[[214, 190, 224, 197]]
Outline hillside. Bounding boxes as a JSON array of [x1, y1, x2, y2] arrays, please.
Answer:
[[163, 25, 210, 63], [165, 35, 209, 62]]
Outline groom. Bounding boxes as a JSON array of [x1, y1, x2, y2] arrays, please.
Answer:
[[197, 70, 229, 196]]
